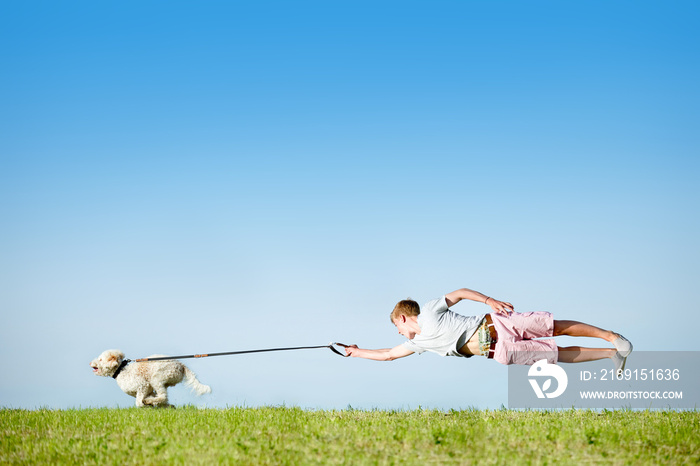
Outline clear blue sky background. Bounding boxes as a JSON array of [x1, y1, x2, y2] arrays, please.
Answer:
[[1, 1, 698, 410]]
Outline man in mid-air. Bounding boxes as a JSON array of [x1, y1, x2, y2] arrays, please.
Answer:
[[344, 287, 632, 373]]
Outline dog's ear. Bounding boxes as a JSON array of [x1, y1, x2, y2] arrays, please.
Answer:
[[105, 350, 124, 369]]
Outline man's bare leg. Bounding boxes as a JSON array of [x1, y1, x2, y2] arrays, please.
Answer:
[[554, 320, 632, 356], [557, 346, 615, 363], [553, 320, 617, 342]]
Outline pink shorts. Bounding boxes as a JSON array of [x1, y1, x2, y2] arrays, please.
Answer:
[[490, 311, 558, 365]]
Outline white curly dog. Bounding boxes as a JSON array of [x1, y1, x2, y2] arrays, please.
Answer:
[[90, 349, 211, 407]]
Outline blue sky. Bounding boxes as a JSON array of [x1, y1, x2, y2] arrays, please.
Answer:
[[1, 1, 698, 410]]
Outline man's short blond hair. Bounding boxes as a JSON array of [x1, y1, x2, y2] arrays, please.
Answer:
[[390, 299, 420, 323]]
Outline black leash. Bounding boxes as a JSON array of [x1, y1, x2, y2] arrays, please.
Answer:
[[132, 342, 350, 363]]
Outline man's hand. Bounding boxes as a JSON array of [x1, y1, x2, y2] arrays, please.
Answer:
[[343, 344, 359, 357], [341, 344, 414, 361], [486, 298, 514, 315]]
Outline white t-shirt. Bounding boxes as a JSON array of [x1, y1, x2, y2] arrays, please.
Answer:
[[401, 296, 485, 358]]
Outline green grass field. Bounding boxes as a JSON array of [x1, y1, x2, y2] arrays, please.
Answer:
[[1, 407, 698, 464]]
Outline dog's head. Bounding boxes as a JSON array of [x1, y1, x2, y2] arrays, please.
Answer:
[[90, 349, 125, 377]]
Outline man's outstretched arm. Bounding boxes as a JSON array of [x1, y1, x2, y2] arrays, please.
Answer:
[[344, 344, 414, 361]]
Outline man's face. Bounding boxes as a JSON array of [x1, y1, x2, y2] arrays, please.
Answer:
[[393, 315, 417, 340]]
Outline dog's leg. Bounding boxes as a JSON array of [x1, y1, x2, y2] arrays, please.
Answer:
[[135, 389, 149, 407], [147, 382, 169, 407]]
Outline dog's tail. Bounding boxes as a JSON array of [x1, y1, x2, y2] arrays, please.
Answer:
[[183, 366, 212, 396]]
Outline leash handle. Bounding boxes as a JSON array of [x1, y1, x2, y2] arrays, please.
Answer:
[[329, 342, 350, 357]]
